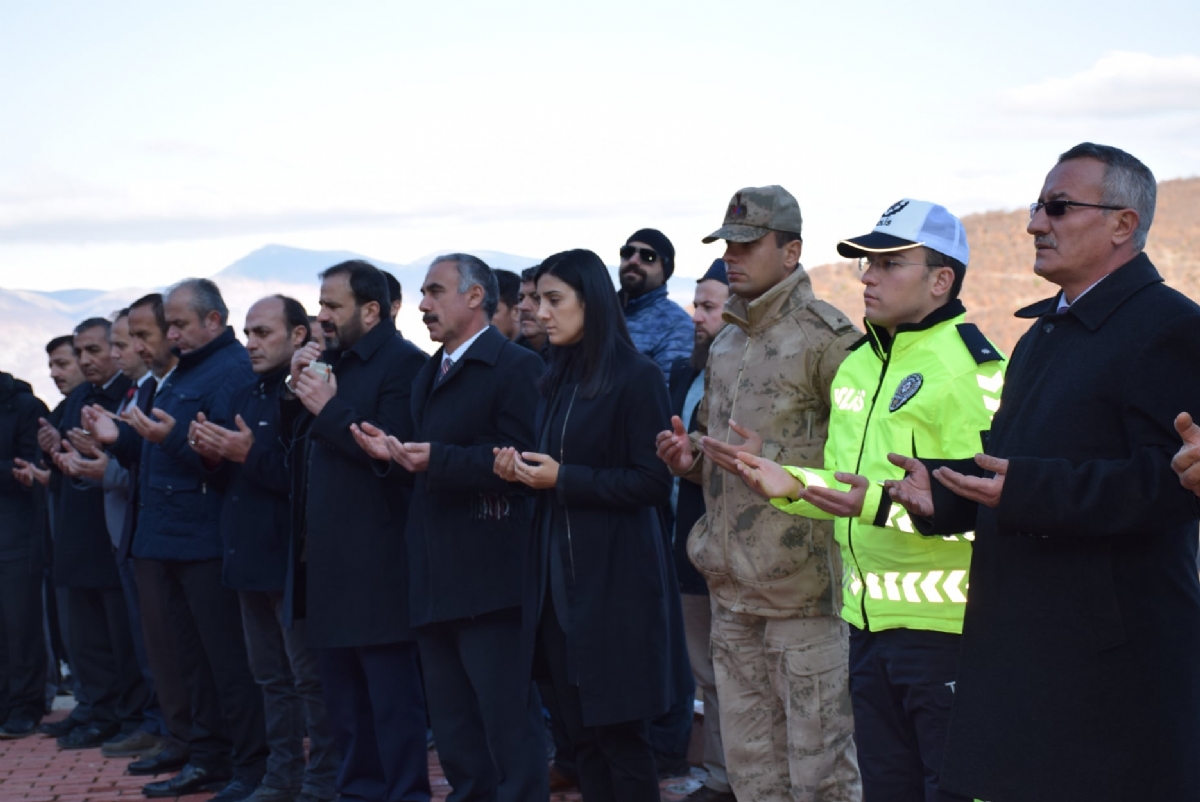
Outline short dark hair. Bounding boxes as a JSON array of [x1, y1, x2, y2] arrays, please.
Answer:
[[430, 253, 499, 319], [74, 317, 112, 337], [520, 266, 539, 283], [774, 230, 802, 248], [46, 335, 75, 354], [166, 278, 229, 326], [319, 260, 390, 311], [923, 250, 966, 302], [274, 295, 312, 343], [114, 307, 130, 322], [493, 269, 521, 308], [1057, 142, 1156, 251], [535, 249, 634, 400], [130, 293, 168, 334], [382, 270, 402, 306]]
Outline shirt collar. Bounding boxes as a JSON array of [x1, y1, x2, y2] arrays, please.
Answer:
[[1056, 275, 1108, 313], [444, 324, 490, 364]]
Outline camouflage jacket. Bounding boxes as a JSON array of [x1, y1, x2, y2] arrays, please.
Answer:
[[683, 266, 860, 618]]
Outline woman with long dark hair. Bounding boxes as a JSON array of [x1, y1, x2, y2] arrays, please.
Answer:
[[494, 249, 675, 802]]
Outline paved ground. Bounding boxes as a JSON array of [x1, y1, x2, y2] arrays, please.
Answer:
[[0, 709, 705, 801]]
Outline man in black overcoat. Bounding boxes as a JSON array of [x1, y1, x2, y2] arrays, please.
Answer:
[[887, 143, 1200, 802], [355, 254, 547, 802], [283, 260, 431, 802]]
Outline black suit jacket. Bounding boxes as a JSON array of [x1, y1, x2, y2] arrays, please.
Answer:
[[53, 375, 130, 588], [406, 326, 544, 627], [284, 319, 428, 648]]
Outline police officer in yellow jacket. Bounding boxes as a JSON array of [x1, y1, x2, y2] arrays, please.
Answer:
[[735, 199, 1005, 802]]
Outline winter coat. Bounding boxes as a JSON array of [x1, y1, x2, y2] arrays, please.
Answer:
[[130, 328, 255, 561], [683, 266, 860, 618], [621, 285, 695, 380], [284, 319, 428, 648], [921, 254, 1200, 802], [527, 347, 677, 727], [405, 326, 543, 627]]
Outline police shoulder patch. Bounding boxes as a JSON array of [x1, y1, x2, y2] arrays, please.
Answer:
[[889, 373, 923, 412], [956, 323, 1003, 365]]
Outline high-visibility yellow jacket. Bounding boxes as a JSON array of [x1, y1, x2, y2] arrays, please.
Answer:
[[773, 301, 1006, 634]]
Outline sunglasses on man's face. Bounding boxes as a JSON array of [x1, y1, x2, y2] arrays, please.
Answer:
[[619, 245, 659, 264], [1029, 199, 1126, 219]]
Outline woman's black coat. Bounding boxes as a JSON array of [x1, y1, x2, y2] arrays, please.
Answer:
[[526, 348, 677, 728]]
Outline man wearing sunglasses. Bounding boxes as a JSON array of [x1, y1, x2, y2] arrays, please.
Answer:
[[885, 143, 1200, 801], [617, 229, 694, 381], [732, 199, 1004, 802]]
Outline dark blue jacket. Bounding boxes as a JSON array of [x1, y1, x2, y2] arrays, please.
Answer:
[[131, 328, 254, 561], [218, 366, 291, 592], [405, 326, 543, 627], [620, 285, 694, 381]]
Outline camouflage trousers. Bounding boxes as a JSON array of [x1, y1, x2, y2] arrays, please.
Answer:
[[710, 604, 861, 802]]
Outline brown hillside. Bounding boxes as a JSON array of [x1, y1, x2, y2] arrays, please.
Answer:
[[809, 177, 1200, 357]]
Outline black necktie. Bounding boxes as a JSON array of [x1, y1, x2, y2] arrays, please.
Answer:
[[137, 380, 156, 415]]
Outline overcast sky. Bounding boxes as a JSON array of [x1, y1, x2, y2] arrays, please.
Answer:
[[2, 0, 1198, 292]]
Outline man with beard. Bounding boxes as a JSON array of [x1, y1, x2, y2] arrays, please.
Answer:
[[618, 229, 694, 380], [284, 260, 430, 802], [86, 280, 267, 801], [660, 260, 734, 802], [0, 369, 50, 739], [514, 267, 548, 360], [189, 296, 338, 802], [42, 319, 146, 751]]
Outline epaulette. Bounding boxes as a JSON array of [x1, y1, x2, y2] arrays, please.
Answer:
[[810, 300, 857, 334], [847, 334, 870, 352], [956, 323, 1004, 364]]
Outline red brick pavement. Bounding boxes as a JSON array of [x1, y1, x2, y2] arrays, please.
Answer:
[[0, 711, 704, 801]]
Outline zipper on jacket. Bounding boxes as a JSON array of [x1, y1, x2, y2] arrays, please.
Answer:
[[560, 386, 579, 583], [848, 329, 892, 630]]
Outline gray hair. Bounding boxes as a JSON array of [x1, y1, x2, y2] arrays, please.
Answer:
[[431, 253, 499, 319], [1058, 142, 1156, 251], [166, 277, 229, 326]]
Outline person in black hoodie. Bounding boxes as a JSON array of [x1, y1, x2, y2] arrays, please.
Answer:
[[494, 249, 677, 802], [0, 372, 50, 738], [189, 295, 339, 802]]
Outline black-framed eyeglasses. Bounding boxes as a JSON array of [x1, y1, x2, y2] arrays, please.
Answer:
[[857, 257, 929, 274], [1029, 200, 1126, 219], [619, 245, 659, 264]]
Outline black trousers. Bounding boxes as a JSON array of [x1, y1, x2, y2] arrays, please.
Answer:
[[849, 626, 972, 802], [537, 597, 660, 802], [418, 607, 548, 802], [135, 558, 267, 777], [65, 584, 147, 731], [318, 642, 431, 802], [0, 559, 47, 723]]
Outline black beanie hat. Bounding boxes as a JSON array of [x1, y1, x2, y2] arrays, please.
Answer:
[[698, 259, 729, 285], [626, 228, 675, 280]]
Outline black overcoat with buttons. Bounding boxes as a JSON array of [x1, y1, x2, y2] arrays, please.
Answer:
[[919, 254, 1200, 802]]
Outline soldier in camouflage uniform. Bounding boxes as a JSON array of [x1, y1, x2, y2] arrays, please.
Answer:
[[657, 186, 862, 802]]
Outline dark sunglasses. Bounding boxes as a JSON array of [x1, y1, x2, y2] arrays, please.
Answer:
[[1029, 200, 1126, 219], [619, 245, 659, 264]]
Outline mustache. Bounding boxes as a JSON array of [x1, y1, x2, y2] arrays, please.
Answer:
[[621, 264, 645, 278], [1034, 236, 1057, 249], [422, 314, 439, 325], [321, 322, 337, 333]]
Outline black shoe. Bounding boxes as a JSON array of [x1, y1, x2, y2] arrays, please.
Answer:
[[655, 755, 692, 779], [101, 729, 162, 758], [142, 763, 232, 798], [57, 721, 120, 750], [0, 717, 40, 739], [128, 741, 190, 776], [39, 716, 84, 738], [684, 787, 737, 802], [210, 777, 261, 802]]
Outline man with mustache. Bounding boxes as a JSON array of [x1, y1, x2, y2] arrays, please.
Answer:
[[515, 266, 549, 360], [885, 143, 1200, 801], [284, 260, 430, 802], [618, 229, 694, 380]]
